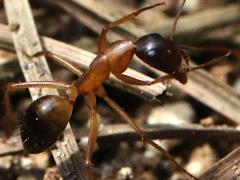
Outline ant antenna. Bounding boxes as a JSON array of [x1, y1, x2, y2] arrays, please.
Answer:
[[170, 0, 186, 41]]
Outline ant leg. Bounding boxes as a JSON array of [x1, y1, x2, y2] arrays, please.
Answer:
[[182, 51, 231, 73], [95, 86, 198, 180], [2, 81, 77, 134], [98, 1, 166, 53], [114, 73, 174, 85], [114, 73, 152, 85], [149, 74, 175, 85], [83, 92, 100, 180], [23, 50, 83, 76]]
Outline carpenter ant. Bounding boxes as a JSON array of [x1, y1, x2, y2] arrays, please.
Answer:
[[3, 0, 234, 179]]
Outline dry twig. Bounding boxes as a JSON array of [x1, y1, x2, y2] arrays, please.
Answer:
[[201, 146, 240, 180], [1, 123, 240, 157], [50, 0, 240, 38]]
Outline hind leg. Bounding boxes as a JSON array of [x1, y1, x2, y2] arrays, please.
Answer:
[[95, 86, 198, 180]]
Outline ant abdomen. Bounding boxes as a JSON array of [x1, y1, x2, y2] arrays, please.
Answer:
[[21, 95, 73, 153], [135, 33, 182, 74]]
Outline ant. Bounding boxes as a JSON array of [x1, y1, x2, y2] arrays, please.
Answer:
[[3, 0, 235, 179]]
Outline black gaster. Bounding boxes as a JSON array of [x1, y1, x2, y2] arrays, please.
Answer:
[[21, 95, 73, 153]]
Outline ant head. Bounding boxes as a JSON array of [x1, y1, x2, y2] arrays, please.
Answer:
[[135, 33, 185, 81], [135, 33, 180, 71], [135, 33, 166, 62]]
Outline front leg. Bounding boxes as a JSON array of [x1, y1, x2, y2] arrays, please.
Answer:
[[114, 73, 174, 85]]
